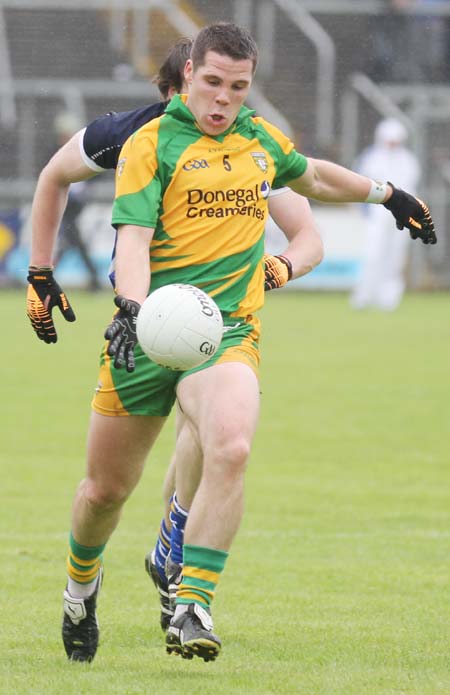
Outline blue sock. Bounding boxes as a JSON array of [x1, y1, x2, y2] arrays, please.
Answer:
[[153, 516, 171, 582], [169, 493, 189, 565]]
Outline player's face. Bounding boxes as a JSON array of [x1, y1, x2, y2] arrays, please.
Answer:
[[185, 50, 253, 136]]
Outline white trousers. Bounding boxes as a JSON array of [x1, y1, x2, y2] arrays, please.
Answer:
[[350, 207, 410, 311]]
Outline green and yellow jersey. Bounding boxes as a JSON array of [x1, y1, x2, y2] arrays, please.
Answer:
[[111, 94, 307, 319]]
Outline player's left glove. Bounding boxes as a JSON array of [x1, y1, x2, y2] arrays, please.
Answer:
[[27, 266, 76, 344], [264, 253, 293, 291], [104, 295, 141, 373], [383, 182, 437, 245]]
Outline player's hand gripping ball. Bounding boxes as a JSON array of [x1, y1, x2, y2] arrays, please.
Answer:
[[136, 284, 223, 370], [104, 295, 141, 372]]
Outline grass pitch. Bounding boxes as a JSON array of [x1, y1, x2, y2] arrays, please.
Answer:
[[1, 288, 450, 695]]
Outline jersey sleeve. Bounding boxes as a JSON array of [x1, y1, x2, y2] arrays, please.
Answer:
[[81, 116, 123, 171], [273, 149, 307, 189], [271, 135, 308, 190], [111, 125, 162, 229], [77, 129, 105, 172]]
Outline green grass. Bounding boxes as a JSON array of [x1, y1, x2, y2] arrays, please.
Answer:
[[1, 288, 450, 695]]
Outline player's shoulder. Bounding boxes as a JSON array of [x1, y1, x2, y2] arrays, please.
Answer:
[[249, 115, 295, 154], [126, 109, 167, 147], [83, 102, 167, 169], [95, 102, 166, 140], [250, 114, 287, 138], [133, 104, 189, 149]]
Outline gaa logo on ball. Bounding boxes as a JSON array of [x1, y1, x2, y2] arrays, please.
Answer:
[[136, 284, 223, 370]]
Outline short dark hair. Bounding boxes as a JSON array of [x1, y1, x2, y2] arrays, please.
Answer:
[[154, 37, 193, 99], [191, 23, 258, 73]]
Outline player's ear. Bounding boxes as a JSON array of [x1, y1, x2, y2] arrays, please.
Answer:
[[184, 59, 193, 84]]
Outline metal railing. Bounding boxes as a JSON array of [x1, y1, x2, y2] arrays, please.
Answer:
[[272, 0, 336, 149], [0, 78, 160, 201], [0, 0, 293, 137], [341, 72, 450, 176], [340, 73, 414, 167]]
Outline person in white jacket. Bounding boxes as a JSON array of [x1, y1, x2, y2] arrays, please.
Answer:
[[350, 118, 421, 311]]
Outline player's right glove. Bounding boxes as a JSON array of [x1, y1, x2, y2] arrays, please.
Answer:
[[104, 295, 141, 373], [264, 253, 293, 291], [383, 182, 436, 245], [27, 266, 76, 344]]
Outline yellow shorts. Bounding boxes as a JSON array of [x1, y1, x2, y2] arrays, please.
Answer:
[[92, 314, 260, 417]]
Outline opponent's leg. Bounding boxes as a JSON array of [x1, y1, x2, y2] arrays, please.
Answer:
[[164, 420, 203, 617], [145, 451, 174, 632], [146, 415, 203, 630], [147, 405, 185, 586]]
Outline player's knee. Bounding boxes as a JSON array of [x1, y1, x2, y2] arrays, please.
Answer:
[[209, 435, 251, 477], [83, 478, 129, 510]]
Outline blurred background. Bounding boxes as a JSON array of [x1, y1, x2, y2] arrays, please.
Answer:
[[0, 0, 449, 294]]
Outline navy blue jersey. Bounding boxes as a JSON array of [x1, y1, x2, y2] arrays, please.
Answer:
[[81, 102, 167, 171], [79, 101, 166, 286]]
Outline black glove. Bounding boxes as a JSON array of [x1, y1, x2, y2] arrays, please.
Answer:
[[27, 266, 76, 344], [104, 295, 141, 372], [264, 254, 293, 291], [383, 182, 436, 245]]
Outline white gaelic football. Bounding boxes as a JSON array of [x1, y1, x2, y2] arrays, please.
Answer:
[[136, 284, 223, 370]]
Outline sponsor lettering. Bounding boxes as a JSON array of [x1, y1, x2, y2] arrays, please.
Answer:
[[186, 184, 268, 220]]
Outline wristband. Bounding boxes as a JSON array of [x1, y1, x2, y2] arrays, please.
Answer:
[[365, 180, 388, 204], [277, 254, 293, 280]]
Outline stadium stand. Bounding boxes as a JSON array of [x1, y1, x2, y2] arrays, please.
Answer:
[[0, 0, 449, 288]]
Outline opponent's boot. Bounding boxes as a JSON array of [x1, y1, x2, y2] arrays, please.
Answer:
[[165, 553, 182, 613], [145, 550, 173, 631]]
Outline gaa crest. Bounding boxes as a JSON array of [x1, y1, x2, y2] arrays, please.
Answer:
[[251, 151, 268, 173]]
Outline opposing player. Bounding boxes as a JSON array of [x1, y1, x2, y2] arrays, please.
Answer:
[[50, 21, 434, 666], [26, 35, 325, 657], [27, 37, 192, 310]]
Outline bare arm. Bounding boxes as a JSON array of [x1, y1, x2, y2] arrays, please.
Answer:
[[102, 225, 153, 372], [268, 189, 324, 278], [296, 158, 393, 204], [30, 130, 98, 266], [114, 224, 154, 304]]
